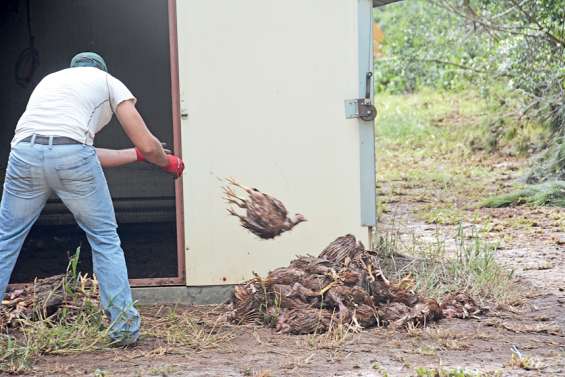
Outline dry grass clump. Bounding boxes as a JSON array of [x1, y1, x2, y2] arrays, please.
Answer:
[[0, 249, 110, 374], [379, 225, 521, 306], [142, 305, 236, 350]]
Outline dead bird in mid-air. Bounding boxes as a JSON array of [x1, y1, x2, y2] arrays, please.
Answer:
[[223, 178, 306, 239]]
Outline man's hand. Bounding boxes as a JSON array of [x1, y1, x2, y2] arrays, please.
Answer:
[[135, 142, 184, 178], [162, 155, 185, 178]]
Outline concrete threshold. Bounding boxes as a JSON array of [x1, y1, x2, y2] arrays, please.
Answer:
[[132, 285, 234, 305]]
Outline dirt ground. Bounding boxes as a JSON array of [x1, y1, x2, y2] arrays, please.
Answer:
[[16, 155, 564, 377]]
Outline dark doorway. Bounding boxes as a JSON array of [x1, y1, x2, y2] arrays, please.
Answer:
[[0, 0, 182, 283]]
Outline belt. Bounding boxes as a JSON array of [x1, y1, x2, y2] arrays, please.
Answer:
[[21, 135, 82, 145]]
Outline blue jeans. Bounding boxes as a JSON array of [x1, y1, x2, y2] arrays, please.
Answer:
[[0, 140, 140, 344]]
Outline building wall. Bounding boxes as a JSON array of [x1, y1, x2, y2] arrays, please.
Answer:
[[176, 0, 367, 285]]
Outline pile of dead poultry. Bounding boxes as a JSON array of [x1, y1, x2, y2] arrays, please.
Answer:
[[223, 179, 482, 334], [228, 234, 482, 334], [0, 273, 99, 329]]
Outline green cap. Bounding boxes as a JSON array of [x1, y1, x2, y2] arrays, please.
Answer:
[[70, 52, 108, 72]]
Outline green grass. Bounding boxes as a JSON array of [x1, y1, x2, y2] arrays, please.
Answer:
[[481, 181, 565, 208], [375, 89, 564, 239], [415, 366, 502, 377], [377, 88, 561, 214], [376, 90, 501, 209], [416, 204, 466, 225], [376, 89, 485, 154]]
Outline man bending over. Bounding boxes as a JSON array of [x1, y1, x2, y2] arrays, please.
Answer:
[[0, 52, 185, 346]]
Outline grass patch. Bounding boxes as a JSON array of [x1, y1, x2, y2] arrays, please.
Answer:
[[376, 90, 486, 160], [481, 181, 565, 208], [375, 90, 513, 216], [377, 225, 519, 305], [507, 346, 544, 371], [375, 90, 563, 239], [416, 205, 466, 225], [0, 250, 110, 374], [414, 366, 501, 377], [414, 226, 517, 304], [0, 293, 109, 373], [305, 322, 358, 350]]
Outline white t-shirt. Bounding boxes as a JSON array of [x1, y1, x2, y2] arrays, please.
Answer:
[[12, 67, 136, 146]]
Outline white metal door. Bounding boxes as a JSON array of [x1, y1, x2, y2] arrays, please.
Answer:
[[176, 0, 371, 285]]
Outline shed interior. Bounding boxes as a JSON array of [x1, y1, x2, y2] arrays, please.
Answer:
[[0, 0, 180, 283]]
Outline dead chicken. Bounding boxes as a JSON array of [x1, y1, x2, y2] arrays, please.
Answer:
[[276, 307, 334, 334], [319, 234, 360, 264], [223, 178, 306, 239], [440, 291, 483, 319]]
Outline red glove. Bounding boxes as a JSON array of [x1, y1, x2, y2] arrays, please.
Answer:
[[135, 147, 145, 162], [162, 155, 185, 178]]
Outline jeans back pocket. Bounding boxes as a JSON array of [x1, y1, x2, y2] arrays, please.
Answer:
[[55, 153, 98, 198], [5, 153, 36, 198]]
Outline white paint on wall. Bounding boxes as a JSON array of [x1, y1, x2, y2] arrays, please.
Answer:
[[176, 0, 366, 285]]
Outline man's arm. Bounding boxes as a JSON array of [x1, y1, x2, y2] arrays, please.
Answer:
[[96, 148, 137, 168], [115, 100, 169, 167]]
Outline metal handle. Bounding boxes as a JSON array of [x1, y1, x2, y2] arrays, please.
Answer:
[[360, 71, 377, 121], [365, 71, 373, 99]]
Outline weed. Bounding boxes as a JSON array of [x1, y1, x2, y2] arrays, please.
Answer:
[[406, 322, 424, 338], [0, 334, 34, 373], [417, 205, 465, 225], [414, 367, 500, 377], [376, 224, 519, 305], [148, 364, 178, 376], [372, 361, 390, 376], [93, 369, 108, 377], [415, 344, 437, 356], [305, 321, 357, 349], [416, 225, 516, 303], [507, 346, 544, 370], [426, 328, 469, 351]]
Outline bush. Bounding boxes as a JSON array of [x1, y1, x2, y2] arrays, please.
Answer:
[[374, 0, 564, 184]]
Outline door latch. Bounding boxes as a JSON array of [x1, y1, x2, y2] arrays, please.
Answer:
[[344, 72, 377, 121]]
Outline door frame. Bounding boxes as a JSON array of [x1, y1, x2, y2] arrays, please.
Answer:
[[358, 0, 377, 228], [6, 0, 186, 290], [128, 0, 186, 287]]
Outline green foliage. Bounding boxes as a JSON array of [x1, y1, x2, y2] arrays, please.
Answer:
[[375, 0, 565, 182], [0, 335, 34, 374], [481, 180, 565, 208], [526, 136, 565, 181], [374, 1, 486, 93]]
